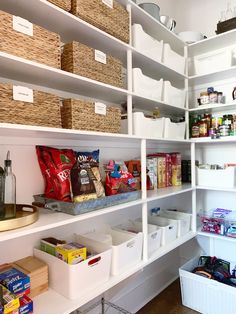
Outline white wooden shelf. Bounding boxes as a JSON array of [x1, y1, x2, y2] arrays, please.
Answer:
[[0, 51, 128, 104], [193, 136, 236, 144], [147, 184, 193, 202], [188, 29, 236, 57], [189, 102, 236, 113], [196, 186, 236, 192], [198, 231, 236, 243], [189, 65, 236, 86], [33, 231, 196, 314]]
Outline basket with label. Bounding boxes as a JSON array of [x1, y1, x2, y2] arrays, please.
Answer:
[[61, 41, 124, 88], [0, 83, 62, 128], [0, 10, 61, 68], [61, 98, 121, 133], [47, 0, 71, 11], [71, 0, 129, 43]]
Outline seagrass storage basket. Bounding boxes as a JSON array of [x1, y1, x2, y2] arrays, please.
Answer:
[[47, 0, 71, 11], [61, 99, 121, 133], [0, 10, 61, 69], [61, 41, 124, 88], [0, 83, 62, 128], [71, 0, 129, 43]]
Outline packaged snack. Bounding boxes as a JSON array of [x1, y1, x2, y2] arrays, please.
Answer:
[[0, 268, 30, 297], [18, 295, 33, 314], [40, 237, 66, 256], [36, 146, 76, 201], [125, 160, 141, 190], [170, 153, 182, 186], [55, 242, 87, 264], [0, 284, 20, 314]]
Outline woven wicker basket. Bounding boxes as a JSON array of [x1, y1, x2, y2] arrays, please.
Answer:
[[61, 41, 124, 88], [48, 0, 71, 12], [71, 0, 129, 43], [61, 99, 121, 133], [0, 83, 62, 128], [0, 10, 61, 69]]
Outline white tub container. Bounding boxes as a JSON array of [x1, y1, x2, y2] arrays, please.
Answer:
[[134, 112, 165, 138], [163, 118, 186, 140], [163, 43, 186, 74], [114, 220, 162, 255], [132, 24, 163, 63], [160, 209, 192, 237], [163, 81, 186, 108], [132, 68, 163, 101], [148, 216, 178, 245], [194, 48, 232, 75], [34, 234, 112, 300], [180, 256, 236, 314], [197, 166, 235, 188], [83, 227, 143, 276]]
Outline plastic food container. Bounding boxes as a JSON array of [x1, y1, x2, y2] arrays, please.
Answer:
[[160, 209, 192, 236], [148, 216, 178, 245]]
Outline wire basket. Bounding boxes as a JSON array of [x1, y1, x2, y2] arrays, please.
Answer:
[[61, 41, 124, 88], [61, 98, 121, 133], [71, 0, 129, 43], [72, 298, 133, 314], [47, 0, 71, 11], [0, 83, 62, 128], [0, 10, 61, 69]]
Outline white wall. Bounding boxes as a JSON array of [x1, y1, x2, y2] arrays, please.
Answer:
[[156, 0, 236, 37]]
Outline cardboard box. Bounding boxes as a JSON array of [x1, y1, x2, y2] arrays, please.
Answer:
[[0, 268, 30, 297], [55, 242, 87, 264], [0, 284, 20, 314]]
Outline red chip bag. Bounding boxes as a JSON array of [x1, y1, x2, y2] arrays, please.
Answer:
[[105, 170, 137, 196], [36, 146, 76, 201]]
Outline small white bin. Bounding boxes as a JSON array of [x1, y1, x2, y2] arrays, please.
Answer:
[[148, 216, 178, 246], [83, 227, 143, 276], [114, 220, 162, 256], [132, 24, 163, 63], [160, 209, 192, 237], [180, 256, 236, 314], [163, 43, 186, 75], [134, 112, 164, 138], [163, 118, 186, 140], [194, 48, 232, 75], [163, 81, 186, 109], [197, 166, 235, 188], [132, 68, 163, 101], [34, 234, 112, 300]]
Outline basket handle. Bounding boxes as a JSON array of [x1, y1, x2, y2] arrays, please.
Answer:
[[88, 256, 101, 267], [45, 202, 62, 211]]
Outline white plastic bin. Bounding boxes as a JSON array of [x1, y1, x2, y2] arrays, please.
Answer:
[[163, 81, 186, 109], [132, 24, 163, 63], [180, 256, 236, 314], [197, 166, 235, 188], [83, 227, 143, 276], [148, 216, 178, 245], [132, 68, 163, 101], [34, 234, 112, 300], [114, 220, 162, 255], [194, 48, 232, 75], [163, 118, 186, 140], [160, 209, 192, 237], [163, 43, 186, 75], [134, 112, 165, 138]]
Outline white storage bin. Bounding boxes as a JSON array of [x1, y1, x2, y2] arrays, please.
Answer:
[[163, 81, 186, 109], [132, 24, 163, 63], [34, 234, 112, 300], [148, 216, 178, 245], [194, 48, 232, 75], [197, 166, 235, 188], [83, 227, 143, 276], [132, 68, 163, 101], [163, 43, 186, 75], [160, 209, 192, 237], [114, 220, 162, 255], [180, 256, 236, 314], [163, 118, 186, 140]]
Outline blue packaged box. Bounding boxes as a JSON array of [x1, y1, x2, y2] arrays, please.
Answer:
[[18, 295, 33, 314], [0, 268, 30, 297]]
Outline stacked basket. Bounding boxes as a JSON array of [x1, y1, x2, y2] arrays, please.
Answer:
[[47, 0, 71, 12]]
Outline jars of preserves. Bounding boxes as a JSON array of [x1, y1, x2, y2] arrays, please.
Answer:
[[191, 117, 200, 138]]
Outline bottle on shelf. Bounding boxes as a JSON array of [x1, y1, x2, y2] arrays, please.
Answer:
[[191, 116, 200, 138], [3, 151, 16, 219]]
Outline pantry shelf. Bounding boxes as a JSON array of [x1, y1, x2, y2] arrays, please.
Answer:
[[0, 0, 129, 62], [198, 230, 236, 243], [147, 184, 193, 202], [0, 51, 128, 104], [33, 231, 196, 314], [196, 186, 236, 192], [189, 102, 236, 113]]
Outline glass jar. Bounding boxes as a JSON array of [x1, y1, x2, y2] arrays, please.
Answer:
[[232, 87, 236, 100], [199, 118, 208, 137], [200, 92, 209, 105], [191, 117, 200, 138], [219, 125, 230, 137], [209, 91, 218, 103]]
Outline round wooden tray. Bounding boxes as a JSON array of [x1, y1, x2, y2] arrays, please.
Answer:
[[0, 204, 38, 232]]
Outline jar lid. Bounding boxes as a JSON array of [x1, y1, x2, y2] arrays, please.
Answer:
[[200, 92, 208, 96], [219, 125, 230, 129]]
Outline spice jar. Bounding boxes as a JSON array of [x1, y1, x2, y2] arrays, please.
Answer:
[[200, 92, 209, 105]]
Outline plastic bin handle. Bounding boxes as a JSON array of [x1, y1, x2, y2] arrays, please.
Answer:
[[168, 225, 174, 230], [88, 256, 101, 267], [126, 240, 135, 248], [151, 232, 158, 239]]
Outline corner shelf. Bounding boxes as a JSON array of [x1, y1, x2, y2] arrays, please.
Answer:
[[189, 102, 236, 113]]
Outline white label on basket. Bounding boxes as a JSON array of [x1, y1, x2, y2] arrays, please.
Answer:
[[94, 50, 107, 64], [95, 102, 107, 115], [13, 16, 33, 36], [102, 0, 113, 9], [13, 85, 33, 103]]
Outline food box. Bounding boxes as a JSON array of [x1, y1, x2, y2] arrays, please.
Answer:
[[0, 284, 20, 314], [0, 268, 30, 297], [55, 242, 87, 264]]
